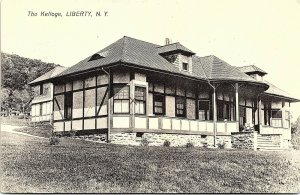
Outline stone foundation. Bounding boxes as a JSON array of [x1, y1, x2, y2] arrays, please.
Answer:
[[109, 132, 232, 148], [231, 132, 257, 150], [73, 133, 107, 143]]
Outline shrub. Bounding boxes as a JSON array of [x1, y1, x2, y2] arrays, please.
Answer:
[[217, 142, 226, 149], [49, 136, 60, 145], [186, 141, 194, 148], [163, 140, 171, 147], [141, 138, 149, 146]]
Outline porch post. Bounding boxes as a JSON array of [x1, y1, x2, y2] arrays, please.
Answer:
[[235, 83, 239, 131], [212, 85, 217, 147], [257, 95, 262, 132]]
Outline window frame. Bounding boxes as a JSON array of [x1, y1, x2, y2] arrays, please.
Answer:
[[134, 86, 146, 115], [113, 85, 130, 114], [64, 92, 73, 120], [198, 100, 210, 120], [176, 96, 186, 117], [153, 93, 165, 115], [182, 62, 188, 71]]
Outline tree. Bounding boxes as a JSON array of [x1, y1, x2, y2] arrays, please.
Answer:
[[291, 116, 300, 149]]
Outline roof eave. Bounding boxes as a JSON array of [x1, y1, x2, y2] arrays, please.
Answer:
[[262, 92, 300, 102]]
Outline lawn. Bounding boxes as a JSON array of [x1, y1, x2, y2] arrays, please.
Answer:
[[0, 129, 300, 193]]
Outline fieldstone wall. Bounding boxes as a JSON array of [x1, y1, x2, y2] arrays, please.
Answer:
[[73, 133, 107, 143], [231, 132, 257, 150], [109, 132, 232, 148]]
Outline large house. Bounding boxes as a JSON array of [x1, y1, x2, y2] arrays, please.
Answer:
[[29, 66, 66, 122], [48, 36, 299, 150]]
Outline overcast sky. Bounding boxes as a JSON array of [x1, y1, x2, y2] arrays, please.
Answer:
[[2, 0, 300, 121]]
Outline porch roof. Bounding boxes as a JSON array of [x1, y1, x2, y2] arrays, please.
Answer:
[[263, 80, 299, 102], [52, 36, 267, 87]]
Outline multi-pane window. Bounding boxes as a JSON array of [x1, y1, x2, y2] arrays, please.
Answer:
[[285, 111, 290, 128], [113, 85, 130, 113], [176, 97, 185, 117], [271, 109, 282, 127], [198, 100, 210, 120], [153, 94, 164, 115], [64, 92, 73, 120], [135, 86, 146, 115]]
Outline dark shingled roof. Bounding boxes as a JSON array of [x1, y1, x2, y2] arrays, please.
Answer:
[[54, 36, 264, 86], [238, 65, 267, 75], [29, 66, 66, 85], [51, 36, 300, 101]]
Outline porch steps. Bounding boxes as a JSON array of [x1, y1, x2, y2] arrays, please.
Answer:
[[256, 135, 283, 151]]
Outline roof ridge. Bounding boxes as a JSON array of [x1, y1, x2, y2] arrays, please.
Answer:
[[123, 36, 161, 47], [156, 42, 180, 48]]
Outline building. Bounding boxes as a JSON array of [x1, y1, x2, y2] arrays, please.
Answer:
[[29, 66, 66, 122], [49, 36, 299, 149]]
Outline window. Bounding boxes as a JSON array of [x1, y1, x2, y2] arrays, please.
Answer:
[[153, 94, 165, 115], [271, 109, 282, 128], [198, 100, 210, 120], [113, 85, 130, 113], [218, 100, 230, 121], [64, 92, 73, 120], [285, 111, 290, 128], [176, 97, 186, 117], [182, 62, 188, 71], [135, 86, 146, 115], [271, 109, 282, 118], [40, 84, 44, 95]]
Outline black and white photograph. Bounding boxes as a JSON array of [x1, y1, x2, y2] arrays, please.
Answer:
[[1, 0, 300, 193]]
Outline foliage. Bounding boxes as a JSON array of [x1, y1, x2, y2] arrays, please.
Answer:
[[186, 141, 194, 148], [49, 136, 60, 145], [140, 137, 149, 146], [1, 52, 60, 113], [217, 142, 226, 149], [163, 140, 171, 147], [291, 116, 300, 149]]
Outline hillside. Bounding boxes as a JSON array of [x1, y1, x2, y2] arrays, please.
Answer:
[[1, 52, 61, 113]]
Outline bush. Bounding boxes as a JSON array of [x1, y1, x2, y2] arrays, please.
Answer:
[[186, 141, 194, 148], [141, 138, 149, 146], [217, 142, 226, 149], [49, 136, 60, 145], [163, 140, 171, 147]]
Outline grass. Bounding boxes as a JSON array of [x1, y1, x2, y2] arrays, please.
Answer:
[[0, 116, 31, 126], [1, 130, 300, 193]]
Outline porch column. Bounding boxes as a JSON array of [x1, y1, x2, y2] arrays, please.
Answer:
[[257, 95, 262, 132], [235, 83, 239, 131], [212, 86, 217, 147]]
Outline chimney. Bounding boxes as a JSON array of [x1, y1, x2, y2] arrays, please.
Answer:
[[165, 38, 172, 45]]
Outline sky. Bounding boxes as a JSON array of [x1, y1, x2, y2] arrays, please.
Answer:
[[1, 0, 300, 121]]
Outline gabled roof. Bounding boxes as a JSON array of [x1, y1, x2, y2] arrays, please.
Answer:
[[54, 36, 266, 87], [263, 80, 299, 102], [238, 65, 267, 76], [156, 42, 195, 55], [29, 66, 66, 85]]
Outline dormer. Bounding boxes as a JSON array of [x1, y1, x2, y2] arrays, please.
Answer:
[[88, 51, 109, 62], [157, 39, 195, 73], [238, 65, 267, 81]]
